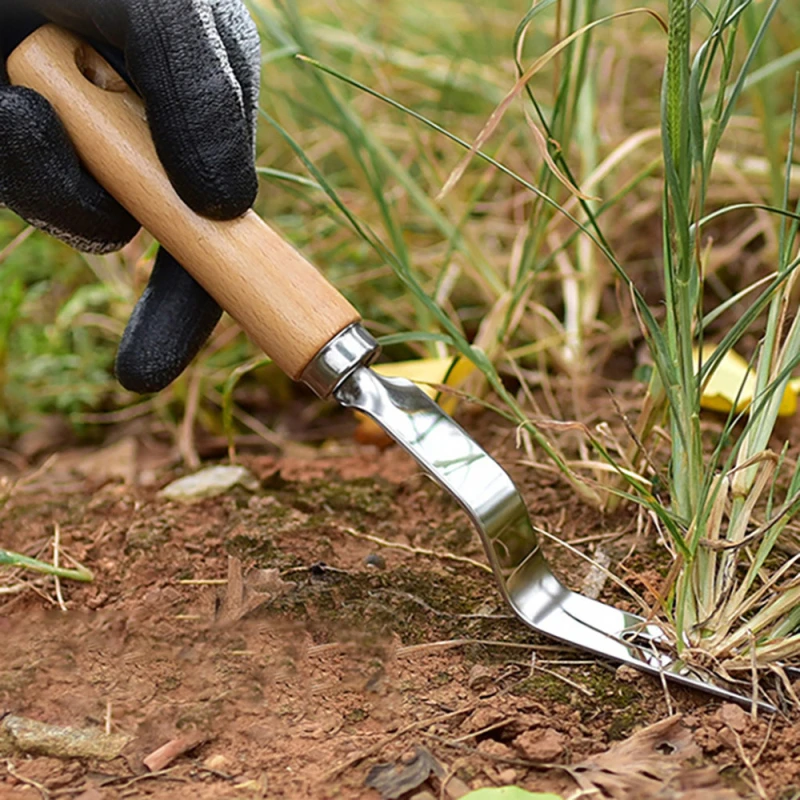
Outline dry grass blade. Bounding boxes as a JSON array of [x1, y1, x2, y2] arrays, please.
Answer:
[[437, 7, 667, 200]]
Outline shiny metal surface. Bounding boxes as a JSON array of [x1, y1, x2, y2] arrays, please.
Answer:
[[334, 365, 775, 711], [301, 323, 380, 398]]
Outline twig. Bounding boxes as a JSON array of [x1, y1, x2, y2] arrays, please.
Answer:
[[339, 526, 491, 574], [535, 525, 649, 611], [752, 714, 774, 767], [422, 732, 555, 769], [5, 760, 50, 799], [727, 726, 768, 800], [451, 718, 514, 743], [535, 665, 593, 698], [111, 769, 187, 789], [0, 584, 28, 595], [143, 731, 210, 772], [324, 706, 476, 780], [657, 659, 674, 717], [53, 524, 67, 613], [178, 366, 203, 469], [397, 639, 571, 658], [749, 629, 759, 721], [0, 226, 34, 264]]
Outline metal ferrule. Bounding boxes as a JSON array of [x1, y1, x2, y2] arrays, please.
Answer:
[[300, 323, 380, 398]]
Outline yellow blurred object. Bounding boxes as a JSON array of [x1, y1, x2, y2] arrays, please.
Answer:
[[696, 344, 799, 417], [354, 356, 476, 446]]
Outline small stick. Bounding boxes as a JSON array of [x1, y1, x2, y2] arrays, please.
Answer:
[[749, 629, 759, 722], [324, 705, 476, 781], [451, 718, 514, 744], [0, 225, 35, 264], [53, 524, 67, 613], [5, 760, 50, 799], [0, 584, 28, 596], [397, 638, 570, 657], [339, 527, 491, 574], [752, 714, 775, 767], [728, 726, 768, 800], [143, 731, 210, 772]]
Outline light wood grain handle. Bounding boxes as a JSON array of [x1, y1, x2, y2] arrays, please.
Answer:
[[7, 25, 361, 380]]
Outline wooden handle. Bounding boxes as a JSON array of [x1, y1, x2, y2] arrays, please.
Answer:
[[7, 25, 360, 380]]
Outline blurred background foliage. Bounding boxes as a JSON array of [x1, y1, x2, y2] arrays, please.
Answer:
[[0, 0, 797, 454]]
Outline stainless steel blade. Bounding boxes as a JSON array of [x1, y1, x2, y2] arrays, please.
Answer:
[[335, 363, 776, 711]]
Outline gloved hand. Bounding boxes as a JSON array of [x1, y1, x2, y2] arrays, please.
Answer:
[[0, 0, 261, 393]]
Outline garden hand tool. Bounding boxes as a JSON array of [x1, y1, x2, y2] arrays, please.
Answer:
[[8, 25, 773, 711]]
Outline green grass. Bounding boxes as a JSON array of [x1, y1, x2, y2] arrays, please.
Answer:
[[2, 0, 800, 687]]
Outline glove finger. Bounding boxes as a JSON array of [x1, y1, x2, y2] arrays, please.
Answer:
[[210, 0, 261, 144], [123, 0, 259, 221], [0, 85, 139, 253], [115, 247, 223, 394]]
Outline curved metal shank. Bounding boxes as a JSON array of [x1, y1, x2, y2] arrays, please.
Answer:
[[306, 325, 773, 708], [335, 366, 772, 707]]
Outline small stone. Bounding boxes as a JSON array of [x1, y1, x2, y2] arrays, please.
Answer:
[[364, 553, 386, 570], [477, 740, 513, 759], [513, 728, 567, 762], [468, 664, 494, 692], [86, 591, 109, 610], [463, 707, 505, 732], [505, 713, 548, 737], [717, 727, 737, 750], [203, 754, 230, 771], [159, 465, 258, 502], [616, 664, 642, 683], [718, 702, 749, 733], [497, 768, 518, 785]]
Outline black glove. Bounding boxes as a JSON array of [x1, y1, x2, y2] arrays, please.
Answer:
[[0, 0, 261, 393]]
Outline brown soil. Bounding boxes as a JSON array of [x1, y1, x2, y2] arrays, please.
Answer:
[[1, 404, 799, 800]]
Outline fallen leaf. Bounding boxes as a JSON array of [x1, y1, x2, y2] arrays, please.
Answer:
[[696, 344, 798, 417], [355, 357, 476, 446], [567, 715, 739, 800], [215, 557, 295, 625], [365, 745, 445, 799]]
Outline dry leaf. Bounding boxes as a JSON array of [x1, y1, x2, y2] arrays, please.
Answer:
[[567, 715, 738, 800], [215, 557, 295, 625], [366, 745, 445, 799]]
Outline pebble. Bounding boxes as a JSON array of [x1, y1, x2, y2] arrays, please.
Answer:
[[513, 728, 567, 762], [497, 768, 518, 784], [718, 702, 749, 733], [364, 553, 386, 570], [159, 465, 258, 502], [468, 664, 494, 692], [615, 664, 643, 683], [203, 754, 231, 771], [464, 707, 505, 732]]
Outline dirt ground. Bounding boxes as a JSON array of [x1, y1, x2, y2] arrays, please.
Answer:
[[1, 393, 800, 800]]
